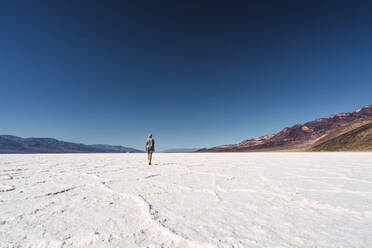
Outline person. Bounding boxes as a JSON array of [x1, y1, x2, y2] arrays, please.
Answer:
[[146, 133, 155, 165]]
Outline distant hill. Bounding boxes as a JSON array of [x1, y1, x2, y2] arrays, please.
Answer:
[[0, 135, 144, 153], [197, 104, 372, 152], [89, 144, 142, 153]]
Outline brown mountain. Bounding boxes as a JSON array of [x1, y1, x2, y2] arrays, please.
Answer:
[[310, 122, 372, 151], [197, 104, 372, 152]]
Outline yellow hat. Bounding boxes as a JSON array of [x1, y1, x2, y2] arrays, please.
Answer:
[[148, 133, 152, 138]]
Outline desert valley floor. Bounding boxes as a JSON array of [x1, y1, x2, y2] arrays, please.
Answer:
[[1, 153, 372, 248]]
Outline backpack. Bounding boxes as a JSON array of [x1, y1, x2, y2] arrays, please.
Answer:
[[147, 138, 154, 150]]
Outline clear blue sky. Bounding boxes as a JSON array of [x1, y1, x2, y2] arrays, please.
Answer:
[[1, 0, 371, 150]]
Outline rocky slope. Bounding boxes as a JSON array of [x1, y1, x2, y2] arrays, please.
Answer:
[[197, 104, 372, 152], [0, 135, 143, 153], [311, 122, 372, 151]]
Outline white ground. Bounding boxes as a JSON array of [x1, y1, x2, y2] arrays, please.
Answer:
[[1, 153, 372, 248]]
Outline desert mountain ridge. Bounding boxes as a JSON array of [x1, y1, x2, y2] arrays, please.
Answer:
[[0, 135, 144, 154], [197, 104, 372, 152]]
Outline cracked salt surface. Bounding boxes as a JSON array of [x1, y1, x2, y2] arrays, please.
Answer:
[[0, 153, 372, 247], [0, 184, 15, 192]]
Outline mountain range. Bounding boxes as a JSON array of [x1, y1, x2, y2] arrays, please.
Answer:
[[198, 104, 372, 152], [2, 104, 371, 154], [0, 135, 143, 154]]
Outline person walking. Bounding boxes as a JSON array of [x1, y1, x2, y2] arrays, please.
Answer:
[[146, 133, 155, 165]]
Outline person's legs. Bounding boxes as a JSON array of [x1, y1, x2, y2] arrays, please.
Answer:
[[147, 150, 153, 165]]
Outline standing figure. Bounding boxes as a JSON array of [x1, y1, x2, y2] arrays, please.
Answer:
[[146, 133, 155, 165]]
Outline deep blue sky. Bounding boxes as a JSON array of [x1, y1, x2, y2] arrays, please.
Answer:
[[1, 1, 372, 150]]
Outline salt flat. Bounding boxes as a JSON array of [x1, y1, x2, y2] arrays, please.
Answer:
[[1, 153, 372, 248]]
